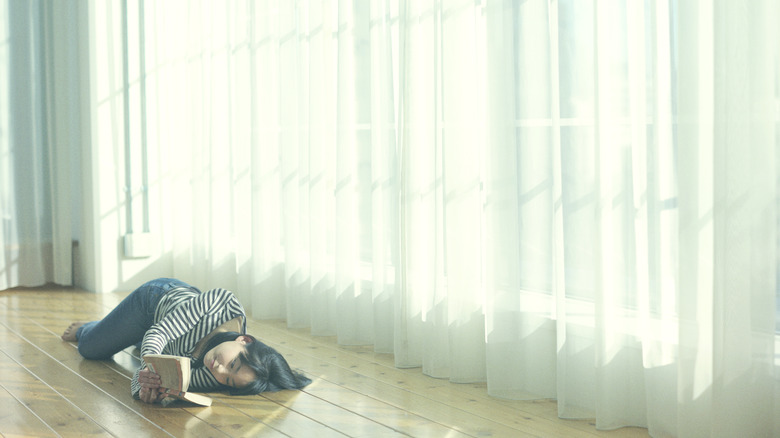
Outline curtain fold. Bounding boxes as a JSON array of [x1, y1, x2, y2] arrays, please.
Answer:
[[675, 1, 777, 435], [1, 0, 76, 289]]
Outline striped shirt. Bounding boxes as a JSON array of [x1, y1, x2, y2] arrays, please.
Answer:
[[131, 287, 247, 398]]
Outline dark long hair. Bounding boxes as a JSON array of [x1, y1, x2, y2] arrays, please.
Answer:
[[194, 331, 312, 395]]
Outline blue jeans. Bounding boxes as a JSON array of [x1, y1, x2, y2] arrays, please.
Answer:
[[76, 278, 201, 359]]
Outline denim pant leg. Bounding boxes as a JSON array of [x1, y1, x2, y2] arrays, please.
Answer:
[[76, 278, 196, 359]]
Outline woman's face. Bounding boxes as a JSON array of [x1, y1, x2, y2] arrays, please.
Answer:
[[203, 335, 257, 388]]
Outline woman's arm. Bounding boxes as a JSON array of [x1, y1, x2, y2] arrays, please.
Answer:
[[139, 288, 246, 356]]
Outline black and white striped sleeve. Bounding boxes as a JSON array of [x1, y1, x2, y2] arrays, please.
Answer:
[[139, 288, 245, 357]]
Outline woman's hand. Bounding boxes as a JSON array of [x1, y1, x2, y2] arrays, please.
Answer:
[[138, 367, 167, 404]]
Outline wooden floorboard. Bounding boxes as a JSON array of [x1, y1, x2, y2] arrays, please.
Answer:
[[0, 286, 651, 438], [0, 380, 60, 438]]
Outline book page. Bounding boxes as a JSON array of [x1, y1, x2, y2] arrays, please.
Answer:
[[143, 354, 191, 392], [161, 388, 213, 407]]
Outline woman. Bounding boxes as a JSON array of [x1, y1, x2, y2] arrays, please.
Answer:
[[61, 278, 311, 403]]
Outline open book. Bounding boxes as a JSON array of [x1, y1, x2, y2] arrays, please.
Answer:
[[143, 354, 213, 407]]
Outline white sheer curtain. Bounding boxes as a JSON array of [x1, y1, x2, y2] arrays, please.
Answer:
[[137, 0, 779, 436], [0, 0, 77, 290], [487, 1, 779, 435]]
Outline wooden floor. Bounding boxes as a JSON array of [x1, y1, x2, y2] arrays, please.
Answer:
[[0, 286, 651, 438]]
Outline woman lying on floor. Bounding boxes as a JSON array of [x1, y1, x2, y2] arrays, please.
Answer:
[[61, 278, 311, 403]]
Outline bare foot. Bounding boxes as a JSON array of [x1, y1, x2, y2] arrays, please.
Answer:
[[61, 322, 86, 342]]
